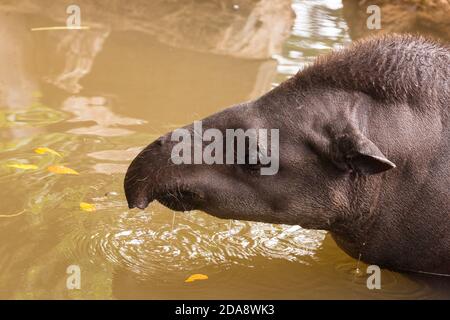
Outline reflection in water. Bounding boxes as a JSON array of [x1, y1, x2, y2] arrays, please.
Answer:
[[46, 29, 110, 93], [0, 0, 449, 299], [0, 13, 38, 109], [273, 0, 350, 85], [1, 0, 294, 59], [62, 96, 145, 136]]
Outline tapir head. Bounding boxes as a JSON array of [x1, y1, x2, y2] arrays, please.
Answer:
[[124, 80, 396, 230]]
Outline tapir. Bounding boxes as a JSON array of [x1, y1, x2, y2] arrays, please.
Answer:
[[124, 34, 450, 275]]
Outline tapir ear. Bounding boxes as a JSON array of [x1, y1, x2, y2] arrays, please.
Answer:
[[333, 132, 396, 175]]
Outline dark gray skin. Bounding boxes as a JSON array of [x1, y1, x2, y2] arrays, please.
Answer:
[[125, 34, 450, 275]]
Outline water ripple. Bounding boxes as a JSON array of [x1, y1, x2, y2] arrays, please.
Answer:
[[68, 205, 325, 280]]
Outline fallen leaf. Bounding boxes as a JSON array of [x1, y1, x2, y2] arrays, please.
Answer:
[[80, 202, 96, 212], [7, 163, 38, 170], [31, 26, 90, 31], [34, 147, 61, 157], [185, 274, 208, 283], [48, 165, 79, 175], [0, 210, 26, 218]]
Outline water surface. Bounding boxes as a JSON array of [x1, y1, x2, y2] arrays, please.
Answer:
[[0, 0, 448, 299]]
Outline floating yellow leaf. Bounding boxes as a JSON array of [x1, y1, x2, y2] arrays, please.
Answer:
[[80, 202, 96, 212], [47, 165, 79, 175], [7, 163, 38, 170], [34, 147, 61, 157], [185, 274, 208, 283]]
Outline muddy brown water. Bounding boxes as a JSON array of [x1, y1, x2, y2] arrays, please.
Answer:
[[0, 0, 449, 299]]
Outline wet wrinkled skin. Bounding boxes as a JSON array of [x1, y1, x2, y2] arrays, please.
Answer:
[[125, 35, 450, 275]]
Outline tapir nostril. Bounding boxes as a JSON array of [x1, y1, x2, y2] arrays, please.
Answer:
[[124, 134, 171, 210], [135, 196, 150, 210], [125, 185, 152, 210], [124, 160, 153, 210]]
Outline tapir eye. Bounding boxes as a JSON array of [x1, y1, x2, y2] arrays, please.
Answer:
[[242, 161, 263, 171], [226, 133, 272, 174], [240, 146, 271, 174]]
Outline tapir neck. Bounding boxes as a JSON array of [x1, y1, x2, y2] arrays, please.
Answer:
[[330, 158, 450, 274]]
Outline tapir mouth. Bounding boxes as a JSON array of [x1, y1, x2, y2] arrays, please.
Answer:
[[124, 185, 152, 210], [155, 189, 204, 212], [125, 182, 205, 212]]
